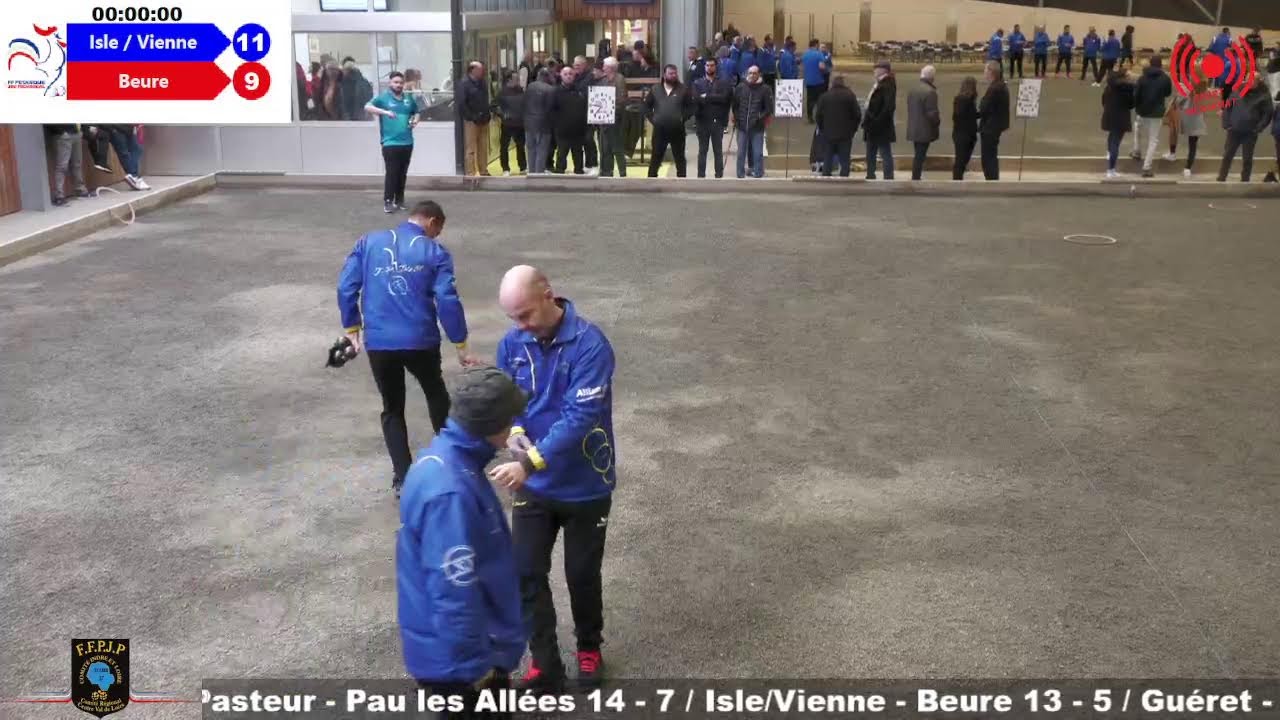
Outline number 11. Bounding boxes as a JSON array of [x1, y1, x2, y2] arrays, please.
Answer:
[[238, 33, 264, 53]]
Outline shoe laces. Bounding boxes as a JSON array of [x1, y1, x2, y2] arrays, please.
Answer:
[[577, 650, 601, 674]]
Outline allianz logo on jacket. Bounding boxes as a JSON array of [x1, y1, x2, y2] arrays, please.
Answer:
[[576, 385, 607, 400]]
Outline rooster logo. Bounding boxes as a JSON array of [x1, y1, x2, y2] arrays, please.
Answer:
[[7, 24, 68, 96]]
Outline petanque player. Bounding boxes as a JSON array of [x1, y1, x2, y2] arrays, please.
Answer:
[[397, 365, 527, 719], [489, 265, 617, 693]]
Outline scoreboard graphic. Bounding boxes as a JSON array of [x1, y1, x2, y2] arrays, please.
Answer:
[[2, 0, 290, 123]]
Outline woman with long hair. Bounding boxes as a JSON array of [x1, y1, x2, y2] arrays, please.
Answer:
[[952, 76, 979, 180], [1169, 77, 1208, 176], [1100, 65, 1136, 177]]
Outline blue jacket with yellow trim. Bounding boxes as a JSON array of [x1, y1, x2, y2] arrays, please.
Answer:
[[396, 421, 525, 683], [496, 298, 616, 502], [337, 220, 468, 351]]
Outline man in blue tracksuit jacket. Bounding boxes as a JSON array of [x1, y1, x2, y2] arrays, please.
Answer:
[[1033, 27, 1051, 77], [802, 38, 828, 122], [778, 37, 798, 81], [397, 366, 527, 714], [337, 200, 478, 496], [488, 265, 616, 693], [757, 35, 778, 86], [1056, 25, 1075, 76], [1007, 25, 1026, 78], [987, 29, 1004, 63], [1081, 27, 1101, 83], [1100, 29, 1122, 82]]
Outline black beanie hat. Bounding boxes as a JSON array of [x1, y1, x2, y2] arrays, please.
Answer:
[[449, 366, 527, 437]]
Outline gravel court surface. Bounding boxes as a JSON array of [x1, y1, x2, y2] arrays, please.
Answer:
[[2, 189, 1279, 717]]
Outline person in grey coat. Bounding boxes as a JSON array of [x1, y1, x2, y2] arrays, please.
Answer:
[[523, 69, 557, 174], [906, 65, 941, 180]]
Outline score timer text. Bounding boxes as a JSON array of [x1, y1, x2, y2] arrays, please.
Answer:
[[1, 0, 290, 123]]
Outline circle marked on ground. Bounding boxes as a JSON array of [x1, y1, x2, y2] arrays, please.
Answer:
[[94, 187, 136, 226], [1208, 201, 1258, 211], [1063, 233, 1117, 246]]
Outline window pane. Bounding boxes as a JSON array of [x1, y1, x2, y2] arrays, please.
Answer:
[[380, 0, 449, 10], [373, 33, 454, 121], [294, 33, 376, 120], [319, 0, 370, 10]]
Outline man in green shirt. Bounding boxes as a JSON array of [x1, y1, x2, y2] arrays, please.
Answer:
[[365, 71, 420, 214]]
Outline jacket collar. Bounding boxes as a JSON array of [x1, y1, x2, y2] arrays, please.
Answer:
[[395, 219, 432, 238], [515, 297, 580, 346], [438, 420, 498, 467]]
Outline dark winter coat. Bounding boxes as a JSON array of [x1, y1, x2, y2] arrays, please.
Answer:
[[952, 93, 979, 140], [458, 75, 491, 124], [813, 84, 861, 142], [645, 80, 693, 130], [1226, 83, 1276, 136], [906, 78, 940, 143], [523, 79, 556, 134], [497, 85, 526, 128], [731, 80, 774, 132], [1133, 66, 1173, 118], [692, 74, 734, 127], [1100, 74, 1136, 134], [862, 74, 897, 143], [552, 82, 588, 138], [978, 79, 1010, 136]]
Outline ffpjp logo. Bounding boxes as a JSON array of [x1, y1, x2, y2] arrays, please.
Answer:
[[6, 23, 68, 96], [4, 639, 193, 716], [1171, 33, 1258, 113]]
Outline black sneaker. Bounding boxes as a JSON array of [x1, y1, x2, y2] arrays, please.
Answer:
[[52, 197, 69, 207], [1141, 169, 1154, 178], [383, 201, 395, 214], [396, 203, 408, 211], [576, 650, 603, 689]]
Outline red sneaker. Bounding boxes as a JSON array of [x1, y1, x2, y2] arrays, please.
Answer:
[[516, 660, 563, 694], [576, 650, 603, 689]]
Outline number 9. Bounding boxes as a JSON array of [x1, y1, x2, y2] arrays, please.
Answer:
[[244, 72, 259, 92]]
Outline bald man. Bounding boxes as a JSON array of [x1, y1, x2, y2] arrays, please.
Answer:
[[488, 266, 616, 692]]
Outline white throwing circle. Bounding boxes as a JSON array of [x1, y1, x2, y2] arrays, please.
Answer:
[[1063, 234, 1118, 246], [1207, 202, 1258, 211]]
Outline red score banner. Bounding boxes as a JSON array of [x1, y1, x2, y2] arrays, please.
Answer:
[[67, 61, 231, 100]]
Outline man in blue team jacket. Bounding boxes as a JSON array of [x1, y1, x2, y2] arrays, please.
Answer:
[[338, 200, 479, 497], [1055, 25, 1075, 76], [397, 365, 527, 716], [1032, 26, 1051, 77], [489, 265, 616, 693], [1007, 25, 1026, 78]]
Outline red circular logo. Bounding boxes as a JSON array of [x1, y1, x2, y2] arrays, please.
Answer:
[[1200, 53, 1224, 79], [232, 63, 270, 100]]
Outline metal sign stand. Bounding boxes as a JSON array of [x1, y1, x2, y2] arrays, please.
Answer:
[[784, 119, 791, 178], [1018, 117, 1029, 181]]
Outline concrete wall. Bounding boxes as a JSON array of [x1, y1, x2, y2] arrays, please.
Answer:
[[722, 0, 1280, 50], [142, 123, 456, 176]]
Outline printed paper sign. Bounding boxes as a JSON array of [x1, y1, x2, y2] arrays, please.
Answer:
[[588, 84, 615, 125], [775, 79, 803, 118], [1016, 78, 1042, 118]]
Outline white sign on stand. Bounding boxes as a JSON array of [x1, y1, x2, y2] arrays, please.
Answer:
[[588, 85, 615, 125], [1016, 78, 1042, 118], [775, 79, 803, 118]]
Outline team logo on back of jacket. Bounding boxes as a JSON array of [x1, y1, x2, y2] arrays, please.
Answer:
[[372, 244, 426, 296]]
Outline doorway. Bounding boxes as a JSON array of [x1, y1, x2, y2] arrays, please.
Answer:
[[0, 126, 20, 216]]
